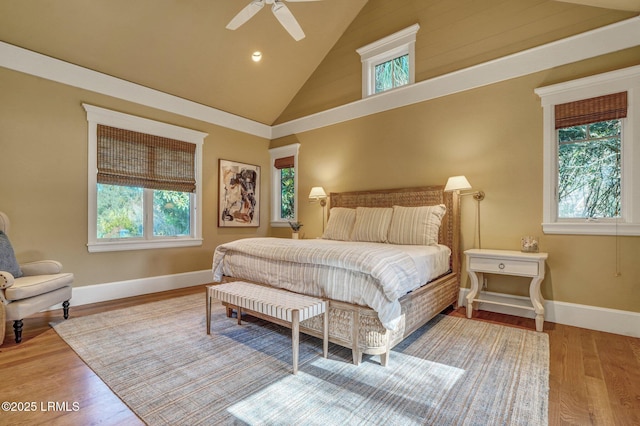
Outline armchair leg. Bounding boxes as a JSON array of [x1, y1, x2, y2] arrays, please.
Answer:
[[13, 320, 23, 344], [63, 301, 70, 319]]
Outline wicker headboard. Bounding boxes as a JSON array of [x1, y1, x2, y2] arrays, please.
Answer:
[[329, 186, 461, 277]]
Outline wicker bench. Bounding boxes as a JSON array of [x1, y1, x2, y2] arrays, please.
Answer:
[[207, 281, 328, 374]]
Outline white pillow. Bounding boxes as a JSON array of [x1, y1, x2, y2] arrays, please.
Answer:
[[387, 204, 446, 246], [322, 208, 356, 241], [351, 207, 393, 243]]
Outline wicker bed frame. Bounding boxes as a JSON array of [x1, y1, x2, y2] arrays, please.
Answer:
[[223, 186, 461, 366]]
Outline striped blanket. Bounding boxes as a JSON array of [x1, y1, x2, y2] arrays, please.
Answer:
[[212, 237, 422, 329]]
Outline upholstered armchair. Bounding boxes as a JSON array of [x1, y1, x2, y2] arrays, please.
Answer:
[[0, 212, 73, 343]]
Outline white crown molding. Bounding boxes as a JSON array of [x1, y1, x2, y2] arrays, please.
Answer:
[[356, 23, 421, 58], [1, 17, 638, 140], [0, 41, 272, 139], [272, 16, 640, 138]]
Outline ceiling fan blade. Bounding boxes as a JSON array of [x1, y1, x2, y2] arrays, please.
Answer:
[[226, 0, 265, 30], [272, 2, 305, 41]]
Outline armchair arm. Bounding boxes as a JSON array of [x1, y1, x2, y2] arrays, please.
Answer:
[[19, 260, 64, 276], [0, 270, 15, 289]]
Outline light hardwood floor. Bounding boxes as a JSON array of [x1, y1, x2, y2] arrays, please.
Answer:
[[1, 285, 638, 425]]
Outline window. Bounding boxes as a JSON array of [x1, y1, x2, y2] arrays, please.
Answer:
[[84, 104, 207, 252], [558, 116, 622, 219], [535, 66, 640, 236], [374, 54, 409, 94], [269, 144, 300, 227], [357, 24, 419, 98]]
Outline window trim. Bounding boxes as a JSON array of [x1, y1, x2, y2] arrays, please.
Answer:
[[356, 24, 419, 98], [269, 143, 300, 228], [535, 65, 640, 236], [83, 104, 208, 252]]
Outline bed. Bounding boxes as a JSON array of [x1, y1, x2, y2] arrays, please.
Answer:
[[211, 186, 461, 366]]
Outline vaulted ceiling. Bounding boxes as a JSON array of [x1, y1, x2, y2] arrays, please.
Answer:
[[0, 0, 368, 125], [0, 0, 638, 126]]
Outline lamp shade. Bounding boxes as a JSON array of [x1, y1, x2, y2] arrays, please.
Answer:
[[308, 186, 327, 200], [444, 175, 472, 192]]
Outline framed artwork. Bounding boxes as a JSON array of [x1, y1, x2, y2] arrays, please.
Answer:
[[218, 159, 260, 227]]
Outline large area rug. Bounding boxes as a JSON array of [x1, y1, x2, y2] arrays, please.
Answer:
[[53, 293, 549, 425]]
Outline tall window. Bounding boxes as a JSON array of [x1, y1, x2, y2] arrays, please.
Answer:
[[536, 66, 640, 236], [269, 144, 300, 227], [557, 117, 622, 219], [84, 104, 207, 252], [274, 156, 295, 219], [357, 24, 419, 98]]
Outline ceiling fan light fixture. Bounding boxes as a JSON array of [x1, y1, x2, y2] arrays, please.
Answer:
[[226, 0, 320, 41]]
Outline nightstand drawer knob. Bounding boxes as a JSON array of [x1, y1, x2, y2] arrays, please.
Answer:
[[499, 263, 505, 270]]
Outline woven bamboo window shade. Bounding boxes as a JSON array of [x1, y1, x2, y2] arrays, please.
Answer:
[[97, 125, 196, 192], [274, 156, 294, 169], [555, 91, 627, 129]]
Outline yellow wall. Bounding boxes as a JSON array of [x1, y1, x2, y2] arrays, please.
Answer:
[[0, 67, 270, 287], [1, 0, 638, 316], [276, 0, 636, 124], [273, 47, 640, 313]]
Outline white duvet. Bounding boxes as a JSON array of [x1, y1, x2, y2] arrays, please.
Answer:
[[212, 237, 451, 330]]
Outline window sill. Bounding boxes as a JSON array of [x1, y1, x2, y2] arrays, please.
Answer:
[[271, 221, 292, 228], [543, 222, 640, 236], [88, 238, 203, 253]]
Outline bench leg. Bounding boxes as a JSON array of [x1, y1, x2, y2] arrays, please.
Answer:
[[206, 288, 211, 335], [237, 306, 242, 325], [292, 309, 299, 374], [322, 303, 328, 358]]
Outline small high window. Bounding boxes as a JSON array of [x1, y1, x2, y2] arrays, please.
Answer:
[[374, 54, 409, 94], [357, 24, 419, 98]]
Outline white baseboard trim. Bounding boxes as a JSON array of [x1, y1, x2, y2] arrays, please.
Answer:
[[47, 275, 639, 339], [458, 288, 640, 338], [49, 270, 212, 310]]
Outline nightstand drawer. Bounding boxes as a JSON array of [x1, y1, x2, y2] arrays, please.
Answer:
[[469, 257, 539, 276]]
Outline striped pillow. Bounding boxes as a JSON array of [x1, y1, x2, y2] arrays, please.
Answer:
[[351, 207, 393, 243], [387, 204, 446, 246], [322, 208, 356, 241]]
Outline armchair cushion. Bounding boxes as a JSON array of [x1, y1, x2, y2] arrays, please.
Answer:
[[20, 260, 63, 276], [3, 273, 74, 301], [0, 230, 22, 278], [5, 285, 72, 322]]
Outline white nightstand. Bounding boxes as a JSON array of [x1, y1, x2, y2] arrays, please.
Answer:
[[464, 248, 548, 332]]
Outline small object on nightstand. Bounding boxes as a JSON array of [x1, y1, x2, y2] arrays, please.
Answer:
[[465, 248, 548, 332], [521, 236, 539, 253]]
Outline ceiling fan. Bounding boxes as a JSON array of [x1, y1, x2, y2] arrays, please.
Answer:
[[226, 0, 320, 41]]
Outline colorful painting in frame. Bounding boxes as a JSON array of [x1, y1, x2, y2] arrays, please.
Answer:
[[218, 159, 260, 227]]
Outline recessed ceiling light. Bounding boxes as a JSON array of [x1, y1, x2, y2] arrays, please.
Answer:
[[251, 51, 262, 62]]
